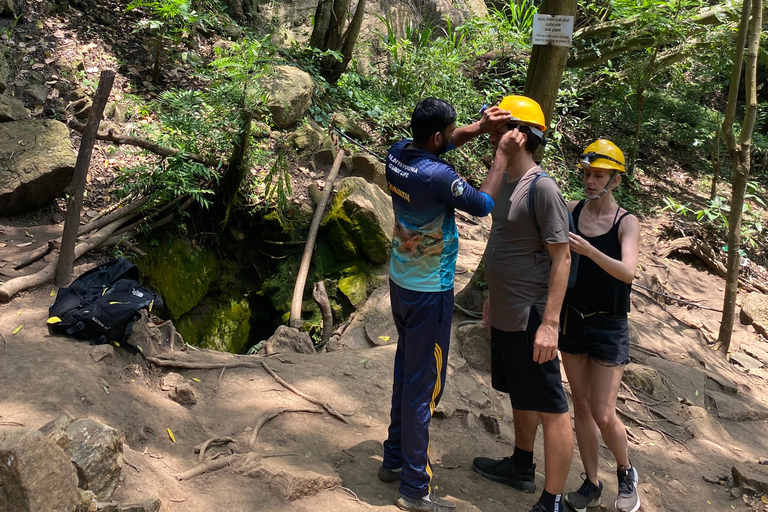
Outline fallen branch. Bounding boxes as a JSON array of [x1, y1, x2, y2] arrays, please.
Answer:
[[196, 436, 236, 462], [68, 120, 224, 169], [248, 407, 322, 449], [77, 195, 149, 237], [214, 367, 225, 393], [261, 361, 351, 424], [0, 219, 123, 303], [289, 146, 345, 327], [11, 239, 59, 270], [145, 357, 262, 370], [175, 454, 238, 481]]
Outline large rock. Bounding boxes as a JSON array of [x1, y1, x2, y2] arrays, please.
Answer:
[[321, 177, 394, 264], [0, 119, 76, 216], [263, 325, 314, 355], [257, 65, 313, 128], [334, 284, 393, 351], [706, 389, 768, 422], [351, 152, 387, 194], [741, 292, 768, 338], [733, 463, 768, 494], [455, 322, 490, 373], [0, 94, 29, 121], [0, 429, 82, 512], [39, 417, 123, 501], [176, 295, 251, 354], [622, 363, 669, 398], [0, 43, 9, 93]]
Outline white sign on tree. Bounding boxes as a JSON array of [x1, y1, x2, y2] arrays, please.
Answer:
[[532, 14, 574, 47]]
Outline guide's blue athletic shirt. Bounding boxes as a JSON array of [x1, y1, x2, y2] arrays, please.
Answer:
[[386, 139, 495, 292]]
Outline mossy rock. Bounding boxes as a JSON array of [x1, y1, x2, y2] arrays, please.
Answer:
[[176, 297, 251, 354], [261, 203, 314, 242], [137, 237, 220, 320], [338, 265, 369, 307], [321, 177, 393, 264]]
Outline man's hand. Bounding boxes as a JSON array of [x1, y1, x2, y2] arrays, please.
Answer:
[[482, 298, 491, 328], [479, 106, 512, 134], [532, 320, 558, 364], [497, 127, 526, 158]]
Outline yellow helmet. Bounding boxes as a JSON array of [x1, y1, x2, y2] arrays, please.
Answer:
[[498, 95, 547, 132], [580, 139, 625, 172]]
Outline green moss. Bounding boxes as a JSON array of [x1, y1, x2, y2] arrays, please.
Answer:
[[137, 237, 220, 320], [176, 297, 251, 353]]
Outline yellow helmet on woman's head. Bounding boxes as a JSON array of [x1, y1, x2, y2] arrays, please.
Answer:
[[580, 139, 625, 172], [498, 95, 547, 132]]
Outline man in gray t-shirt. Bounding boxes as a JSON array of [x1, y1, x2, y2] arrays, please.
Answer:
[[472, 96, 574, 512]]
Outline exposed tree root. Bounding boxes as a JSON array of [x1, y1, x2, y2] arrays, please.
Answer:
[[261, 361, 351, 425], [145, 357, 263, 370], [248, 407, 322, 449], [175, 454, 238, 481], [196, 436, 236, 462]]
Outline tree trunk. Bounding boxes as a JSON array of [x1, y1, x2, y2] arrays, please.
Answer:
[[324, 0, 366, 83], [55, 70, 115, 286], [717, 0, 762, 354], [217, 110, 253, 226], [524, 0, 578, 161], [709, 129, 722, 200]]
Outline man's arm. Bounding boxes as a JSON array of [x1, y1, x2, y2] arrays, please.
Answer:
[[532, 242, 570, 364], [451, 106, 511, 148]]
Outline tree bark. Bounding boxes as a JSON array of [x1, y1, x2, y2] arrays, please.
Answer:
[[56, 70, 115, 287], [523, 0, 578, 162], [717, 0, 762, 354], [324, 0, 366, 83], [312, 281, 334, 344], [217, 110, 253, 226]]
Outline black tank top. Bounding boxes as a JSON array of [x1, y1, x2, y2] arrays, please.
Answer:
[[564, 200, 632, 314]]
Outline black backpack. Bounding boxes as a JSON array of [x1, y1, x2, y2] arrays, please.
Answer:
[[527, 171, 579, 289], [48, 258, 162, 353]]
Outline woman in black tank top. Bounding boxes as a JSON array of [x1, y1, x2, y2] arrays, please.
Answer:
[[558, 140, 642, 512]]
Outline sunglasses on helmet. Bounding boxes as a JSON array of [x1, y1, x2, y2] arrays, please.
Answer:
[[578, 152, 625, 170]]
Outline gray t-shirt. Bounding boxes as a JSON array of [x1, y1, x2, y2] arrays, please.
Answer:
[[484, 168, 570, 332]]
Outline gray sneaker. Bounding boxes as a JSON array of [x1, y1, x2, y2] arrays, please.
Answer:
[[564, 475, 602, 511], [472, 456, 536, 493], [615, 465, 640, 512], [395, 490, 456, 512]]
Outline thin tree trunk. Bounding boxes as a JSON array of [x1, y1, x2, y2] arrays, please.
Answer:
[[325, 0, 366, 83], [217, 110, 253, 226], [709, 128, 722, 200], [717, 0, 762, 354], [56, 70, 115, 286]]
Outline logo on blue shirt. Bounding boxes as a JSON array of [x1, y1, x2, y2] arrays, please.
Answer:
[[451, 179, 464, 197]]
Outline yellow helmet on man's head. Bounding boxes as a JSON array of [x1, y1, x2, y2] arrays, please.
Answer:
[[580, 139, 625, 172], [498, 95, 547, 132]]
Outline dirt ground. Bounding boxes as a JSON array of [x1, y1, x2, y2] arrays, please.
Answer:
[[3, 211, 768, 512]]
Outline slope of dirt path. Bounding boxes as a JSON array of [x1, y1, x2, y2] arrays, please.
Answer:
[[3, 212, 768, 512]]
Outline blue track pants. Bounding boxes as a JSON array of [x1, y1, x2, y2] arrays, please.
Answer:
[[383, 279, 453, 499]]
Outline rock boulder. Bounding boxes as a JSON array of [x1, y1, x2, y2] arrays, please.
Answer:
[[0, 119, 76, 216], [257, 65, 313, 128], [263, 325, 314, 355]]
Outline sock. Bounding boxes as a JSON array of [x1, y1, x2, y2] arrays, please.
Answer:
[[512, 446, 534, 469], [538, 490, 562, 512]]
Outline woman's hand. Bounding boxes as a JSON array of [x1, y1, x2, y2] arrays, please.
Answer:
[[569, 232, 594, 257]]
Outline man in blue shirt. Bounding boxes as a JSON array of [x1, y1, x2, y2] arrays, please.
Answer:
[[379, 97, 525, 512]]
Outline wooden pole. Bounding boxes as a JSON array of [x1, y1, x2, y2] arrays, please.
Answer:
[[288, 148, 345, 328], [55, 70, 116, 286]]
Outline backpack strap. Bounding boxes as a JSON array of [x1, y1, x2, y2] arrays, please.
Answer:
[[527, 171, 550, 232]]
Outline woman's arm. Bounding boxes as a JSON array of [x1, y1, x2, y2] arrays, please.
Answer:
[[568, 213, 639, 284]]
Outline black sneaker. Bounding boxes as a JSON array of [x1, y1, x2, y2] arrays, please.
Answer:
[[472, 456, 536, 493], [615, 464, 640, 512], [564, 474, 602, 511], [395, 490, 456, 511], [528, 503, 548, 512], [378, 465, 402, 483]]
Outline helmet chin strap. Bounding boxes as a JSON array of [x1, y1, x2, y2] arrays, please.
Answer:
[[586, 170, 617, 201]]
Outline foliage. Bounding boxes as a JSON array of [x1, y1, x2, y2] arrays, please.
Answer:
[[118, 37, 279, 210]]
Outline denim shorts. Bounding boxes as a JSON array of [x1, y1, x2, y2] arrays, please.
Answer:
[[558, 305, 630, 365]]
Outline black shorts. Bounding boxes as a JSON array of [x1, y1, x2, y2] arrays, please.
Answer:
[[558, 306, 630, 365], [491, 307, 569, 414]]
